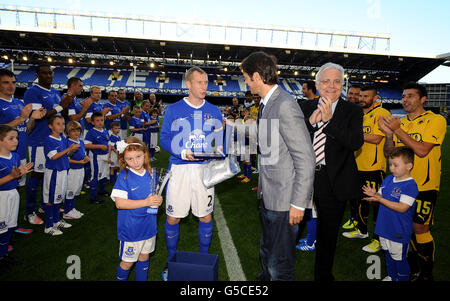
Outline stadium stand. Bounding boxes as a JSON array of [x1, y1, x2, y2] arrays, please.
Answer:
[[11, 64, 406, 104]]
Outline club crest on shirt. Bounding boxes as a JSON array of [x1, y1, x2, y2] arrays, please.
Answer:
[[408, 132, 423, 142], [204, 113, 212, 121], [391, 187, 402, 199], [363, 126, 371, 134]]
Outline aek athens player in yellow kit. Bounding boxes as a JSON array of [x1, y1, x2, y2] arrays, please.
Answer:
[[379, 82, 446, 281], [343, 86, 390, 254]]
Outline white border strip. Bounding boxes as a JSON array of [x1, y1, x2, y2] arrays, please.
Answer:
[[213, 195, 247, 281]]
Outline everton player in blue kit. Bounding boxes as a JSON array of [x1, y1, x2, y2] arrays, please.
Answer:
[[23, 64, 75, 225], [160, 67, 223, 280], [66, 77, 93, 131], [84, 112, 111, 204], [43, 115, 79, 235], [84, 86, 110, 134], [111, 137, 162, 281], [363, 147, 418, 281], [104, 91, 127, 131], [0, 69, 46, 187], [116, 88, 130, 139]]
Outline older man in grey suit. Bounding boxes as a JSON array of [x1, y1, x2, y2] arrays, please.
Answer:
[[241, 52, 315, 281]]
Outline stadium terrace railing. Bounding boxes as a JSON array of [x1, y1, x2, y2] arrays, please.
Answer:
[[0, 4, 391, 53]]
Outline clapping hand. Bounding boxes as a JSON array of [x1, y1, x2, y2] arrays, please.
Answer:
[[362, 185, 381, 202], [30, 107, 46, 120], [317, 97, 333, 123], [309, 97, 333, 125], [20, 104, 33, 120], [378, 115, 401, 135], [69, 143, 80, 152], [11, 162, 34, 179]]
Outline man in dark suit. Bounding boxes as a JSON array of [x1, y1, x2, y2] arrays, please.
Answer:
[[241, 52, 315, 281], [299, 62, 364, 281]]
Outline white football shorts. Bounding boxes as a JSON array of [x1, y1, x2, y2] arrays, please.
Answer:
[[150, 132, 158, 149], [0, 189, 20, 234], [165, 163, 214, 218], [89, 153, 109, 180], [66, 168, 85, 199], [43, 168, 68, 204], [119, 236, 156, 262], [379, 237, 408, 261], [28, 146, 46, 173]]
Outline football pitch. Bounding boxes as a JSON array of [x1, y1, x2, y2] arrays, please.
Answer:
[[1, 129, 449, 281]]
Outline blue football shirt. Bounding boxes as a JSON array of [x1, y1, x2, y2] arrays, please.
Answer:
[[160, 98, 223, 165], [116, 99, 130, 130], [67, 138, 86, 170], [108, 132, 122, 149], [149, 115, 160, 133], [84, 102, 104, 131], [84, 128, 110, 155], [375, 175, 418, 244], [0, 97, 28, 160], [129, 116, 144, 137], [67, 96, 85, 131], [104, 101, 122, 130], [0, 152, 20, 191], [44, 134, 70, 171], [23, 84, 61, 147], [111, 168, 157, 242]]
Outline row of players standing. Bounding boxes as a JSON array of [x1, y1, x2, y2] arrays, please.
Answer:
[[222, 93, 261, 188], [0, 65, 163, 268]]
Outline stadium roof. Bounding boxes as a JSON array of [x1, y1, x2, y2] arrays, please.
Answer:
[[1, 29, 445, 85], [0, 4, 447, 86]]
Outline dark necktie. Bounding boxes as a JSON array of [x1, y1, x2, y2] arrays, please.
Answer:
[[257, 103, 265, 126], [256, 103, 265, 155]]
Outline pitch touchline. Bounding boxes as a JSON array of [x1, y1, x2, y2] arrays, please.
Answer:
[[213, 195, 247, 281]]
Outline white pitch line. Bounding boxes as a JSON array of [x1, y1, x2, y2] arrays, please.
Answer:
[[213, 194, 247, 281]]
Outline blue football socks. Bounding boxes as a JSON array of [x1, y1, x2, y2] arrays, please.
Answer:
[[165, 220, 179, 262], [25, 176, 41, 216], [0, 229, 12, 258], [198, 220, 213, 254], [135, 259, 149, 281], [44, 204, 54, 229], [116, 264, 130, 281]]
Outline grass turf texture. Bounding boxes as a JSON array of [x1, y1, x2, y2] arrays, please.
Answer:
[[2, 129, 449, 281]]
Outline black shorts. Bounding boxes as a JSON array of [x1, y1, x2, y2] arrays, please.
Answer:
[[359, 170, 386, 197], [413, 190, 438, 226]]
